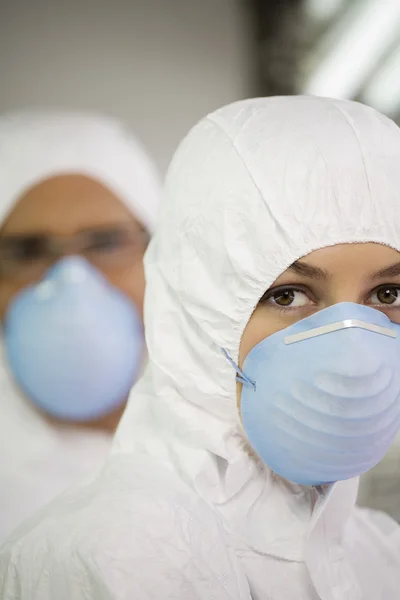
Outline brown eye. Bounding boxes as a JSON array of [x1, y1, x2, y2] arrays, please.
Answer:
[[260, 287, 312, 308], [0, 236, 49, 262], [273, 290, 296, 306], [85, 229, 127, 252], [375, 286, 400, 305]]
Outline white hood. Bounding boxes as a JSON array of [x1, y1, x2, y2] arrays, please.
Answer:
[[0, 109, 160, 232], [0, 109, 161, 542], [1, 97, 400, 600], [115, 93, 400, 515], [113, 96, 400, 591]]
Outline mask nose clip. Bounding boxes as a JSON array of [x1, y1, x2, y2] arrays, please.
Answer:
[[222, 349, 256, 391]]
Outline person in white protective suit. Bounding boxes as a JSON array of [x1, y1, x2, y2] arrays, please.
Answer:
[[2, 96, 400, 600], [0, 110, 161, 542]]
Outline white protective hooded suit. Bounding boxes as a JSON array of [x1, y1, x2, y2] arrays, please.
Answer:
[[0, 110, 161, 542], [1, 96, 400, 600]]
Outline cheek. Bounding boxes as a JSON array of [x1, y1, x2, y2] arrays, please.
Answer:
[[237, 307, 280, 413], [239, 306, 283, 368], [236, 381, 243, 410], [0, 281, 27, 321], [107, 260, 146, 319]]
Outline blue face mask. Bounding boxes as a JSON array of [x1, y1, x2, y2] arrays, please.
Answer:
[[4, 256, 143, 422], [226, 302, 400, 486]]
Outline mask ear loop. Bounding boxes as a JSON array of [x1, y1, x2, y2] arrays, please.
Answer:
[[221, 348, 256, 391]]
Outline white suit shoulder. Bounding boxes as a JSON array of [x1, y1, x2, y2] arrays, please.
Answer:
[[0, 454, 251, 600]]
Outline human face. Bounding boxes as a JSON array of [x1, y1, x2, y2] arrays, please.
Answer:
[[0, 174, 148, 431], [238, 243, 400, 407]]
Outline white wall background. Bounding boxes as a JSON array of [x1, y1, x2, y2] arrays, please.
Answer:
[[0, 0, 254, 173]]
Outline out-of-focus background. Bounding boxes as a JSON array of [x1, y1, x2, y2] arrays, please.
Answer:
[[0, 0, 255, 173], [2, 0, 399, 173], [1, 0, 399, 517]]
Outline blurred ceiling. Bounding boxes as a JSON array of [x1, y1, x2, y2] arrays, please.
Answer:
[[302, 0, 400, 122], [250, 0, 305, 96], [251, 0, 400, 122]]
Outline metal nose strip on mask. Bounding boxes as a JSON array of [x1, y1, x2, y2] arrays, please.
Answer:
[[284, 319, 396, 345]]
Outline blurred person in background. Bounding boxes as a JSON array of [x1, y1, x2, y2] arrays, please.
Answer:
[[0, 110, 161, 541], [2, 96, 400, 600]]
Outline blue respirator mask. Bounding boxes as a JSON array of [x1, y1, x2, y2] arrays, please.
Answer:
[[226, 302, 400, 486], [4, 256, 143, 422]]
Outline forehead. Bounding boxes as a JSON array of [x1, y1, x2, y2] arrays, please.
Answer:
[[301, 243, 400, 269], [1, 174, 137, 235], [278, 243, 400, 283]]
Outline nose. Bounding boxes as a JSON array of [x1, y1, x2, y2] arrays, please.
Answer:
[[324, 285, 364, 307]]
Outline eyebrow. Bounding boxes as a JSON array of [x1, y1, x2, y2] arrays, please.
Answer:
[[370, 261, 400, 280], [287, 259, 400, 282], [288, 260, 331, 280]]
